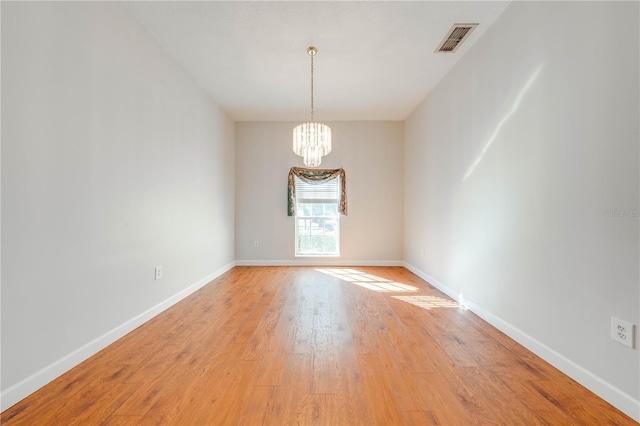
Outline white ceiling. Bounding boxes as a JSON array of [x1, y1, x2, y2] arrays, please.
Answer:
[[123, 1, 511, 121]]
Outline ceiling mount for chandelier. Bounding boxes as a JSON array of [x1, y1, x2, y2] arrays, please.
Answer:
[[292, 46, 332, 168]]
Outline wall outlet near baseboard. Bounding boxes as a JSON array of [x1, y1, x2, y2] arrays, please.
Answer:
[[611, 317, 635, 349], [155, 266, 162, 280]]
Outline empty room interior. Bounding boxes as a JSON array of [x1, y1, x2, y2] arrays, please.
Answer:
[[2, 1, 639, 424]]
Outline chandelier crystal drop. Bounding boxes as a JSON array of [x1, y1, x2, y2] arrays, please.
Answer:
[[292, 46, 332, 167]]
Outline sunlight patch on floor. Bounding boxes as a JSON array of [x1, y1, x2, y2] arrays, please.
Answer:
[[392, 295, 463, 310], [316, 268, 418, 292], [350, 281, 419, 293], [316, 268, 465, 311]]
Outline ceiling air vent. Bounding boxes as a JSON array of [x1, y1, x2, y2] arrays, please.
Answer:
[[435, 23, 478, 53]]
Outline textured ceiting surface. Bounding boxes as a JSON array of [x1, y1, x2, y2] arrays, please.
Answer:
[[123, 1, 510, 121]]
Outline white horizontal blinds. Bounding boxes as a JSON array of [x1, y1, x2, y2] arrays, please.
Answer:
[[295, 176, 339, 202]]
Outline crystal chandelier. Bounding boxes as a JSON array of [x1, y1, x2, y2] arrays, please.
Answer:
[[293, 46, 332, 167]]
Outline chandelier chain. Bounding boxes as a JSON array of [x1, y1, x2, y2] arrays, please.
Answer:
[[292, 45, 331, 168], [310, 52, 314, 122]]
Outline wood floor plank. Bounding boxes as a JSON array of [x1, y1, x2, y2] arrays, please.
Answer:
[[331, 349, 373, 425], [184, 360, 260, 425], [262, 353, 312, 425], [416, 310, 483, 368], [134, 363, 214, 424], [0, 363, 137, 424], [384, 302, 440, 373], [2, 266, 636, 426], [290, 273, 319, 354], [328, 282, 373, 425], [236, 385, 276, 426], [326, 279, 355, 353], [252, 276, 304, 386], [373, 335, 430, 412], [496, 376, 577, 424], [240, 277, 290, 361], [357, 353, 405, 425], [311, 277, 333, 352], [529, 376, 635, 425], [309, 349, 337, 394], [44, 376, 136, 426], [413, 372, 478, 425], [307, 393, 338, 425], [400, 410, 439, 426], [444, 366, 548, 425], [66, 381, 137, 426], [98, 415, 143, 426]]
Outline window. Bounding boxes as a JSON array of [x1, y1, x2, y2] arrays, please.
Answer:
[[294, 176, 340, 256]]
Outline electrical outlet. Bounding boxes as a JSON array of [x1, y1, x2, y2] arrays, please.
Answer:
[[254, 241, 259, 247], [420, 248, 424, 257], [611, 317, 635, 348], [155, 266, 162, 281]]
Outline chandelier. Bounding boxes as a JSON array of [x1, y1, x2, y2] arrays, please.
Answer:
[[293, 46, 332, 167]]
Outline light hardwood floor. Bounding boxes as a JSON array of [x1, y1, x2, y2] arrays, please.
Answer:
[[2, 266, 636, 425]]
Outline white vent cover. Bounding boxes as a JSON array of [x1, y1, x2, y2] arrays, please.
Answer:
[[435, 23, 479, 53]]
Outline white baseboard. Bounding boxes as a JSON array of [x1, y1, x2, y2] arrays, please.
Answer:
[[0, 261, 236, 412], [235, 259, 403, 266], [402, 262, 640, 423]]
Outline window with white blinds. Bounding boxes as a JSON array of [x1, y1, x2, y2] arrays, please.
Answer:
[[294, 177, 340, 256], [294, 177, 340, 202]]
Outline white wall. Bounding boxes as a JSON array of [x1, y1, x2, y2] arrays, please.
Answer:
[[1, 2, 235, 409], [404, 1, 639, 419], [235, 121, 403, 264]]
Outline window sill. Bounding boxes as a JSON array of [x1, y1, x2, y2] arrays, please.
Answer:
[[295, 254, 341, 258]]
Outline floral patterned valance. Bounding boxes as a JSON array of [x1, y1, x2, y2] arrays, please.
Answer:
[[287, 167, 347, 216]]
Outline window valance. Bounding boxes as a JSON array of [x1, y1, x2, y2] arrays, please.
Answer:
[[287, 167, 347, 216]]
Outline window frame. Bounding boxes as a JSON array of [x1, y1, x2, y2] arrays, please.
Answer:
[[294, 178, 341, 257]]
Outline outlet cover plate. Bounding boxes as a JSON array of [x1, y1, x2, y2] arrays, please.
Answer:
[[611, 317, 635, 349]]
